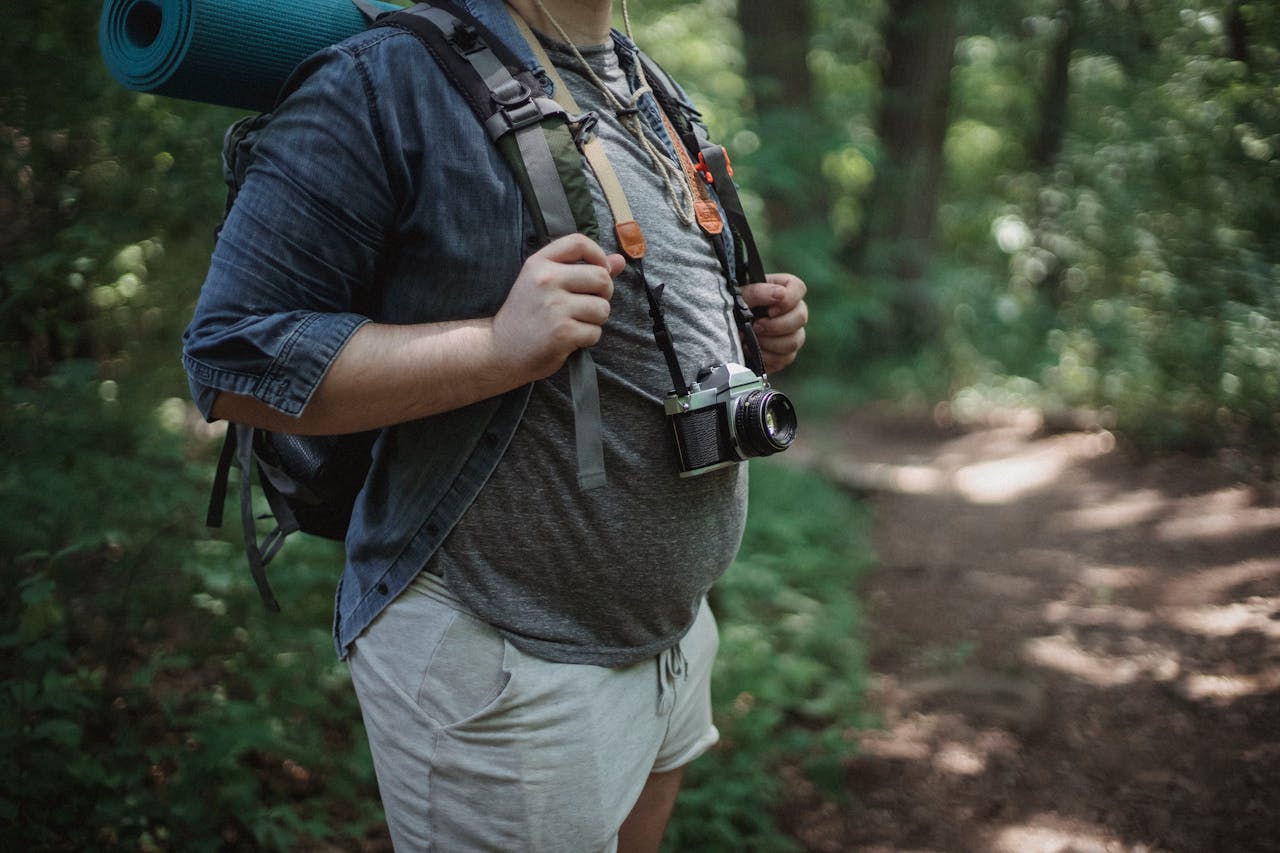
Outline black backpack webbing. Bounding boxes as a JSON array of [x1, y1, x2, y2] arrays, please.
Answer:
[[207, 424, 289, 611]]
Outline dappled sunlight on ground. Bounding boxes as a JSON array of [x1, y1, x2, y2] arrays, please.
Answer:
[[786, 406, 1280, 852], [1161, 557, 1280, 606], [989, 814, 1159, 853], [791, 417, 1118, 506], [1161, 593, 1280, 638], [1022, 632, 1176, 688], [952, 431, 1117, 505]]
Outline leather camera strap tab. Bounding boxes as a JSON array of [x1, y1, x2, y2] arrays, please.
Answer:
[[656, 109, 723, 236]]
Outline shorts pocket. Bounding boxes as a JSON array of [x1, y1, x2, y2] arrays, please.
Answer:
[[416, 612, 517, 729]]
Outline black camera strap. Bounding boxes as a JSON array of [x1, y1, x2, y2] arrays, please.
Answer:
[[634, 260, 689, 397]]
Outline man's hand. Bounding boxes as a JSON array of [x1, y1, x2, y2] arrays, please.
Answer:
[[741, 273, 808, 374], [494, 234, 626, 383]]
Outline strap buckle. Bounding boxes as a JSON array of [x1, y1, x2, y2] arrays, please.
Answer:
[[569, 110, 600, 145], [695, 147, 732, 185], [447, 20, 484, 55], [485, 92, 563, 140]]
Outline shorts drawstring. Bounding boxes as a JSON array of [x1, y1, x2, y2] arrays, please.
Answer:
[[655, 640, 688, 715]]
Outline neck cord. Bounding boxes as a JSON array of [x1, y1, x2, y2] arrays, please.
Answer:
[[508, 3, 769, 385], [524, 0, 696, 227]]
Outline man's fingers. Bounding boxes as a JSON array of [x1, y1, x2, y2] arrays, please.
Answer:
[[742, 274, 806, 317], [740, 282, 787, 311], [766, 272, 806, 292], [570, 293, 613, 326], [753, 301, 808, 337], [758, 327, 806, 356], [559, 263, 617, 299], [529, 235, 622, 300], [538, 234, 626, 277], [539, 232, 608, 264]]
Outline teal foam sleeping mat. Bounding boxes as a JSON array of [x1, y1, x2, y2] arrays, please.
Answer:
[[100, 0, 401, 112]]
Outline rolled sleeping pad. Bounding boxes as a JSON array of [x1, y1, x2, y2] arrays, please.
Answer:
[[99, 0, 403, 113]]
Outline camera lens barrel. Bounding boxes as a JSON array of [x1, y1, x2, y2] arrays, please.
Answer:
[[732, 389, 797, 458]]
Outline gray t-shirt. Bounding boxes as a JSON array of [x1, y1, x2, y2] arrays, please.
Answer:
[[425, 38, 748, 666]]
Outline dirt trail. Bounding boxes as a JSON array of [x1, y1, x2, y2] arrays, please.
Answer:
[[785, 407, 1280, 853]]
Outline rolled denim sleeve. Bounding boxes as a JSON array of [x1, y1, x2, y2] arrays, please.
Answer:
[[182, 44, 397, 420]]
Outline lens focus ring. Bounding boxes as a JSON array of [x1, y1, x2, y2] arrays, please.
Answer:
[[733, 390, 797, 458]]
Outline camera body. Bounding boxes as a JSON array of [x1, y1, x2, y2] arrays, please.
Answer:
[[664, 363, 798, 477]]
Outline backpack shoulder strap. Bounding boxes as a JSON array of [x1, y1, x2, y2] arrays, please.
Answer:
[[376, 2, 595, 241], [375, 1, 607, 490]]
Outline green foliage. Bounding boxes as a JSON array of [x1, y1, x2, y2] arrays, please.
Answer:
[[1, 2, 235, 384], [0, 367, 381, 850], [666, 461, 873, 851], [931, 0, 1280, 463], [641, 0, 1280, 470]]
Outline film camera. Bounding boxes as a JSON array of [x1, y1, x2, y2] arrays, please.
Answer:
[[664, 362, 797, 476]]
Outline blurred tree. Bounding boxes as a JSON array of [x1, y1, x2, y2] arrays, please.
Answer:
[[846, 0, 958, 345], [737, 0, 815, 111], [1029, 0, 1080, 170], [1224, 0, 1248, 64], [934, 0, 1280, 461], [736, 0, 820, 233], [0, 3, 231, 385]]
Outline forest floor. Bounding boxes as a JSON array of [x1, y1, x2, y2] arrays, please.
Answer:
[[782, 405, 1280, 853]]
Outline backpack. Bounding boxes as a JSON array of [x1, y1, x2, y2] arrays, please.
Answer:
[[206, 0, 763, 611]]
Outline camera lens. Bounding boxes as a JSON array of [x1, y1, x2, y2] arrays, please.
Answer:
[[734, 389, 797, 457]]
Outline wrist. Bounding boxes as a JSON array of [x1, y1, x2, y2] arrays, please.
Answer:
[[476, 317, 538, 391]]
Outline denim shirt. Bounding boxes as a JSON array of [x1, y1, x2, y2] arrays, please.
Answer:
[[182, 0, 736, 658]]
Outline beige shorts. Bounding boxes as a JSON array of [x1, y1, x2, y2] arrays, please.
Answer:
[[348, 572, 720, 852]]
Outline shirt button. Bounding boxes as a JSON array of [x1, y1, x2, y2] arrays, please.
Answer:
[[376, 582, 389, 596]]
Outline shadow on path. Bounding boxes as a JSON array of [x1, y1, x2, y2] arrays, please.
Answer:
[[784, 406, 1280, 853]]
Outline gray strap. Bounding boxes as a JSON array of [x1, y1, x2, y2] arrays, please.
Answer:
[[505, 23, 606, 490], [408, 1, 605, 490], [568, 349, 606, 490], [409, 4, 581, 250], [514, 127, 580, 238]]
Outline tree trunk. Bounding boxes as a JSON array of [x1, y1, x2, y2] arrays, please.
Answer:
[[736, 0, 814, 112], [1225, 0, 1249, 66], [1031, 0, 1081, 170], [848, 0, 957, 341], [735, 0, 817, 233]]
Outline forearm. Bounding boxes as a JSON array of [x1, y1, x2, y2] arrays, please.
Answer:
[[210, 318, 528, 435]]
